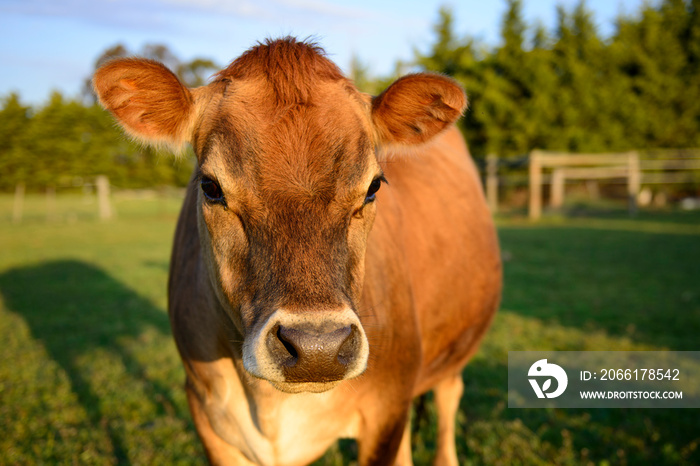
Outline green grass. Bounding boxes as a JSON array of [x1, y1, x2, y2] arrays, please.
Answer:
[[453, 212, 700, 465], [0, 193, 201, 464], [1, 194, 699, 464]]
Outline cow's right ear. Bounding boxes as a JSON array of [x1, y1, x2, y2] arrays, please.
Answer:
[[371, 73, 466, 148], [93, 58, 199, 150]]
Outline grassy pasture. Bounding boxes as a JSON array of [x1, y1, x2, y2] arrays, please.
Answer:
[[0, 194, 699, 464]]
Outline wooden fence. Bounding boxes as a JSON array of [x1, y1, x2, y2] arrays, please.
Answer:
[[482, 149, 700, 219], [529, 151, 641, 220], [12, 175, 114, 224]]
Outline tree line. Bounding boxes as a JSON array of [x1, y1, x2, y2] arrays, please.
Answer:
[[417, 0, 700, 158], [0, 44, 218, 192], [0, 0, 699, 191]]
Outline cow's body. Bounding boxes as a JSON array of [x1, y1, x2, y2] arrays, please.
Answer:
[[94, 38, 501, 465]]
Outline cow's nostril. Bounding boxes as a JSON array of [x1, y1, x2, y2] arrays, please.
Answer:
[[266, 324, 298, 367], [268, 323, 356, 383], [337, 325, 359, 365], [277, 326, 298, 362]]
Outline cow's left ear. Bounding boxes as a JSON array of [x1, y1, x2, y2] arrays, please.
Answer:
[[371, 73, 467, 147], [93, 58, 201, 150]]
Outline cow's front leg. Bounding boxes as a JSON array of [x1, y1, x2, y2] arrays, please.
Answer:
[[432, 373, 463, 466], [356, 402, 412, 466], [186, 383, 255, 465], [394, 416, 414, 466]]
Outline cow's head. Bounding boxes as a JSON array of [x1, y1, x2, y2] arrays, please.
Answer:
[[93, 38, 466, 393]]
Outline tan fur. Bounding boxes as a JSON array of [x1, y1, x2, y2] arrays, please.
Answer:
[[93, 58, 202, 150], [94, 38, 501, 466], [372, 74, 467, 147]]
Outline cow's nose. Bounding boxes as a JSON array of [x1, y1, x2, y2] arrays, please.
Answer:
[[266, 324, 360, 383]]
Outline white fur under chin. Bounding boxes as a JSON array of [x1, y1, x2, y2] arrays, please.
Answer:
[[269, 380, 343, 394]]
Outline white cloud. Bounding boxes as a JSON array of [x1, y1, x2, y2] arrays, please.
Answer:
[[153, 0, 268, 18], [0, 0, 374, 33], [273, 0, 370, 19]]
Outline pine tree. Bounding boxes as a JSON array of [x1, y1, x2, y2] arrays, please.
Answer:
[[486, 0, 534, 156], [0, 94, 31, 191], [415, 7, 489, 155], [612, 0, 700, 148]]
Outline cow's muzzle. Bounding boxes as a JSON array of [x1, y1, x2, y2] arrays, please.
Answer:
[[243, 307, 369, 391], [268, 323, 361, 382]]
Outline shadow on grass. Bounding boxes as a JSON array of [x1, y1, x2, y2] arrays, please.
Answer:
[[0, 260, 188, 464], [446, 353, 700, 465], [498, 224, 700, 350], [316, 340, 699, 465], [483, 218, 700, 463]]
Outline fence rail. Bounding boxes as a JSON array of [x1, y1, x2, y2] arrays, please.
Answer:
[[481, 149, 700, 219], [11, 176, 115, 224]]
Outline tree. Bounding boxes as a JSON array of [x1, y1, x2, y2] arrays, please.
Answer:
[[549, 1, 611, 151], [415, 7, 489, 154], [0, 94, 31, 190], [4, 2, 700, 194], [484, 0, 532, 156], [611, 0, 700, 148], [177, 58, 219, 87], [81, 44, 130, 104], [349, 53, 376, 94], [415, 6, 484, 80], [415, 1, 700, 157]]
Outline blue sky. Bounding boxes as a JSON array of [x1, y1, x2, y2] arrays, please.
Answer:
[[0, 0, 646, 105]]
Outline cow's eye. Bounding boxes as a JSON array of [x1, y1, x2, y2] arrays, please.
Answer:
[[364, 176, 385, 204], [201, 176, 225, 205]]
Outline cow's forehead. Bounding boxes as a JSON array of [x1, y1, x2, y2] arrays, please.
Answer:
[[196, 78, 378, 208], [192, 38, 381, 213]]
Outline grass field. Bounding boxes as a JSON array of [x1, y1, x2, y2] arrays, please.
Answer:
[[1, 194, 699, 465]]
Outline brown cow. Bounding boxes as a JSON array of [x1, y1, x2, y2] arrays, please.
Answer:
[[93, 37, 501, 466]]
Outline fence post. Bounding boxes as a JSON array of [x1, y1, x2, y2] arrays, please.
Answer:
[[550, 168, 565, 208], [486, 153, 498, 212], [46, 186, 57, 222], [627, 151, 640, 216], [96, 175, 113, 220], [529, 150, 542, 220], [13, 182, 25, 224]]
